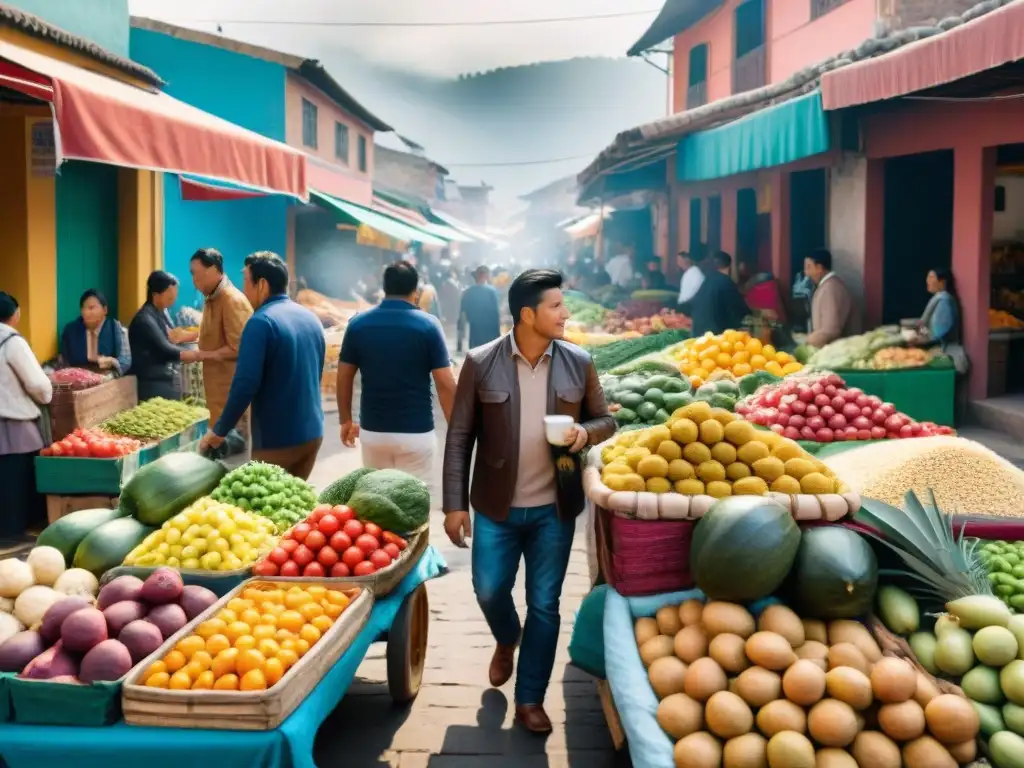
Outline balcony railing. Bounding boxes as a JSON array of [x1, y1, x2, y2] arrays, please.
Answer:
[[811, 0, 850, 19], [686, 81, 707, 110], [733, 44, 766, 95]]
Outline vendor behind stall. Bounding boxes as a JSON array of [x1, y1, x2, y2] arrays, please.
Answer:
[[0, 292, 52, 536], [59, 289, 131, 375], [128, 271, 200, 402], [689, 251, 750, 336], [913, 267, 968, 374], [804, 248, 859, 347]]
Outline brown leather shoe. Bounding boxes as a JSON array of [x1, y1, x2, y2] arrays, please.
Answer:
[[515, 704, 553, 734], [488, 643, 516, 687]]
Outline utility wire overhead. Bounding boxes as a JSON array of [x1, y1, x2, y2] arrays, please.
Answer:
[[165, 9, 661, 28], [444, 152, 597, 168]]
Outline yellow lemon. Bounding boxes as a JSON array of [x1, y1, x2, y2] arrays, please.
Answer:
[[236, 649, 266, 677], [213, 673, 239, 691], [145, 672, 170, 688], [750, 354, 767, 370], [169, 670, 193, 690], [175, 635, 206, 659], [192, 670, 215, 690], [264, 657, 285, 687], [211, 648, 239, 678], [163, 650, 187, 673], [205, 634, 231, 656], [240, 669, 267, 691]]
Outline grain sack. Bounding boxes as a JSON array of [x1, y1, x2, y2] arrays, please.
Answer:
[[823, 436, 1024, 516]]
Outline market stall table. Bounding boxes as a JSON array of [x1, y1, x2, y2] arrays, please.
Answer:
[[0, 547, 446, 768]]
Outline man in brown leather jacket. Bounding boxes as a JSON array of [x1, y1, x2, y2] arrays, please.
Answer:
[[442, 268, 615, 733]]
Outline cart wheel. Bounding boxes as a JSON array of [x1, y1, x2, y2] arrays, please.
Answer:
[[387, 582, 429, 703]]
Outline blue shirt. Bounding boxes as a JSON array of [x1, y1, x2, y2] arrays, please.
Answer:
[[340, 299, 450, 434], [214, 294, 326, 450], [928, 290, 959, 348], [458, 284, 501, 350]]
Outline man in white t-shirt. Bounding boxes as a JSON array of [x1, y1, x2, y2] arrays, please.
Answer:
[[604, 245, 635, 288], [676, 250, 705, 309]]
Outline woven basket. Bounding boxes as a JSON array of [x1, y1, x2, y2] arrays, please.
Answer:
[[594, 504, 694, 597], [585, 437, 861, 522]]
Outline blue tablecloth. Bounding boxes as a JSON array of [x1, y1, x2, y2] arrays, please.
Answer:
[[0, 546, 448, 768]]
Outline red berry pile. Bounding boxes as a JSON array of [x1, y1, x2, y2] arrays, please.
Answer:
[[736, 372, 954, 443], [254, 503, 407, 578]]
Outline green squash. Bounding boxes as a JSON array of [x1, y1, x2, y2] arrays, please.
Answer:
[[35, 506, 129, 566], [792, 525, 879, 619], [120, 452, 226, 527], [73, 516, 156, 577], [690, 496, 801, 602]]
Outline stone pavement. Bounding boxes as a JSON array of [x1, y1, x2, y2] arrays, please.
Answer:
[[307, 423, 621, 768]]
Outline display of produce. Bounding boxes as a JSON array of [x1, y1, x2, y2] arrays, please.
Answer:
[[802, 329, 904, 370], [737, 371, 954, 443], [602, 371, 694, 428], [824, 437, 1024, 517], [977, 540, 1024, 613], [990, 308, 1024, 330], [318, 467, 376, 507], [869, 347, 940, 370], [669, 330, 803, 389], [604, 306, 689, 335], [0, 548, 99, 640], [121, 452, 227, 527], [874, 574, 1024, 767], [139, 581, 359, 691], [39, 427, 142, 458], [343, 468, 430, 534], [599, 402, 846, 498], [74, 517, 157, 577], [564, 294, 608, 327], [35, 507, 129, 566], [48, 368, 106, 390], [101, 397, 208, 440], [123, 497, 278, 571], [0, 568, 217, 683], [209, 461, 318, 533], [254, 503, 408, 578], [635, 595, 979, 767], [564, 329, 640, 347], [589, 329, 690, 374]]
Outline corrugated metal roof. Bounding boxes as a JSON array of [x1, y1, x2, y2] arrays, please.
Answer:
[[1, 3, 163, 86], [627, 0, 725, 57]]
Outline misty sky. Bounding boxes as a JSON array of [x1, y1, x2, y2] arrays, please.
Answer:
[[127, 0, 661, 76]]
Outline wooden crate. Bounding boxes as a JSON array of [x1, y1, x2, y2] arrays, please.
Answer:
[[47, 376, 138, 441], [122, 579, 373, 730], [45, 494, 119, 525]]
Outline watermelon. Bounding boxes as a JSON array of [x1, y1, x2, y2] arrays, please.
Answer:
[[690, 497, 801, 602], [73, 517, 156, 577], [35, 507, 129, 566], [120, 453, 225, 527], [791, 525, 879, 619]]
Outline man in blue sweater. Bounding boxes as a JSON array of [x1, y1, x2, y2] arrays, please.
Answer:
[[200, 251, 326, 479]]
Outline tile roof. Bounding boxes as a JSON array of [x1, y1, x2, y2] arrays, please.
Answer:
[[0, 2, 163, 87]]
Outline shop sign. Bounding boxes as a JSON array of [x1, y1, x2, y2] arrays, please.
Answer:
[[30, 120, 56, 178]]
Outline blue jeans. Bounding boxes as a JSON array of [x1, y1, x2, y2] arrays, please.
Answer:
[[471, 504, 575, 705]]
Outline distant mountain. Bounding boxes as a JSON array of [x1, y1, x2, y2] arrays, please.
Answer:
[[315, 53, 667, 208]]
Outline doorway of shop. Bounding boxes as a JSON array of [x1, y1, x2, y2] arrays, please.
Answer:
[[882, 151, 954, 325]]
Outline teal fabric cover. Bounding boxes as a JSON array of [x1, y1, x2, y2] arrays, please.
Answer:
[[0, 547, 448, 768], [568, 585, 609, 678], [677, 90, 830, 182]]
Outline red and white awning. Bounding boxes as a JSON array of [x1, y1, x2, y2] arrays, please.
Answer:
[[0, 39, 307, 199], [821, 2, 1024, 111]]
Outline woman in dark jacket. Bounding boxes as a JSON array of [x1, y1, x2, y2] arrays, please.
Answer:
[[128, 272, 197, 401], [60, 289, 131, 374]]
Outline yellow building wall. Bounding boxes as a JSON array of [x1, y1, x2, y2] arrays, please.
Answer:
[[0, 106, 58, 360], [0, 30, 163, 355]]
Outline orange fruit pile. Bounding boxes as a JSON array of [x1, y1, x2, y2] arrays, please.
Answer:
[[673, 330, 802, 389], [142, 583, 356, 692]]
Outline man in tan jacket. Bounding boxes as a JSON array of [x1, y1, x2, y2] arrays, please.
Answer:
[[804, 248, 859, 348], [188, 248, 253, 429]]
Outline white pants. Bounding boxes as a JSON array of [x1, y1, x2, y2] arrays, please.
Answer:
[[360, 430, 436, 485]]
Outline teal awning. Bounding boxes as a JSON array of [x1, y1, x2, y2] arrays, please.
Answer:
[[311, 190, 448, 246], [677, 90, 829, 183]]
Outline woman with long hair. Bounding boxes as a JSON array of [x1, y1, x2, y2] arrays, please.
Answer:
[[0, 292, 52, 535], [128, 271, 199, 401], [59, 289, 131, 374]]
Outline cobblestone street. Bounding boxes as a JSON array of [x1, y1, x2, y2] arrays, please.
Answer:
[[307, 421, 619, 767]]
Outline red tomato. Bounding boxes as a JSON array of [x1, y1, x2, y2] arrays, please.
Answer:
[[254, 560, 279, 576], [317, 514, 341, 537], [369, 549, 392, 569], [280, 538, 299, 554], [383, 543, 401, 560], [341, 546, 366, 568], [304, 530, 327, 551], [317, 547, 339, 567], [332, 505, 355, 523], [355, 534, 380, 555], [279, 560, 300, 577], [303, 562, 325, 577], [330, 562, 351, 578], [72, 441, 90, 458], [268, 547, 290, 566], [363, 522, 383, 540], [329, 532, 352, 552], [291, 523, 312, 543], [382, 531, 408, 550], [342, 519, 364, 539], [292, 545, 315, 567], [353, 560, 377, 576], [312, 503, 332, 518]]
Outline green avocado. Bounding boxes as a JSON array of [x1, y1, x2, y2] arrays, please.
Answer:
[[617, 392, 645, 410], [636, 402, 659, 422], [644, 388, 665, 408], [614, 407, 637, 425], [709, 393, 737, 411], [644, 375, 671, 392], [654, 408, 670, 424], [662, 392, 691, 413], [662, 378, 688, 394]]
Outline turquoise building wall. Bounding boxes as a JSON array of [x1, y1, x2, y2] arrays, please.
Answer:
[[8, 0, 130, 56]]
